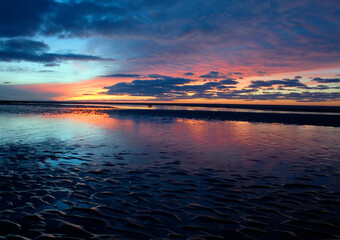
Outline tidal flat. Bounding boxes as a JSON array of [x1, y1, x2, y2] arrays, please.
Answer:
[[0, 103, 339, 239]]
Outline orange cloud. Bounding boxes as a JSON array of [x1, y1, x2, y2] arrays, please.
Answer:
[[12, 66, 340, 106]]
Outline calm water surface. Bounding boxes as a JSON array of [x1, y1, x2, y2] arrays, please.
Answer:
[[0, 104, 339, 239], [1, 106, 339, 170]]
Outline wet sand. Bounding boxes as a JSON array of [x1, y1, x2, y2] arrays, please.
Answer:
[[1, 145, 339, 239], [0, 104, 340, 239]]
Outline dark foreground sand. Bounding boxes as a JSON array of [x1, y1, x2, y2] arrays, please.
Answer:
[[1, 144, 339, 240]]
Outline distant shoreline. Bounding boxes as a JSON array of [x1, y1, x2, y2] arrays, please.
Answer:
[[0, 100, 339, 113], [105, 109, 340, 127]]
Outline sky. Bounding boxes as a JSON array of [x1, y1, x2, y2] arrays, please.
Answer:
[[0, 0, 339, 105]]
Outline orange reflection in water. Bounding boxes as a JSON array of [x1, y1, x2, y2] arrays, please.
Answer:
[[32, 107, 340, 175], [41, 108, 134, 131]]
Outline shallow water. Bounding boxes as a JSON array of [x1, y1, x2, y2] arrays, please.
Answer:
[[0, 104, 339, 239]]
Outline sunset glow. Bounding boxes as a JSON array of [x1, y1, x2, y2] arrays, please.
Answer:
[[0, 0, 339, 105]]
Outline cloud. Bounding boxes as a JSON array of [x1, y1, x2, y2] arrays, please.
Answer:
[[303, 85, 340, 90], [1, 0, 340, 76], [0, 38, 114, 64], [219, 79, 239, 85], [44, 63, 60, 67], [199, 71, 226, 79], [0, 66, 27, 73], [101, 73, 339, 102], [312, 77, 340, 83], [41, 1, 137, 38], [248, 78, 306, 88], [147, 74, 169, 79], [0, 51, 112, 63], [100, 73, 141, 78], [1, 0, 340, 103], [0, 38, 49, 52], [104, 76, 195, 97], [184, 72, 195, 76], [0, 0, 53, 37], [257, 71, 267, 76], [103, 75, 241, 98]]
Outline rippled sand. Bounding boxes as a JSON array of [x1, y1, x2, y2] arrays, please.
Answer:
[[0, 104, 339, 239]]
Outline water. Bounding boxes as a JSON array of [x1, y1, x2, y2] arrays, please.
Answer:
[[0, 104, 339, 239], [1, 104, 339, 170]]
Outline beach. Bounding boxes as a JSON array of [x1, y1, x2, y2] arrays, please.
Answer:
[[0, 103, 339, 239]]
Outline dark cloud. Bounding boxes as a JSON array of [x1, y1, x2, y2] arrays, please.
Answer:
[[104, 76, 194, 97], [184, 72, 195, 76], [2, 0, 339, 43], [0, 38, 49, 52], [44, 63, 60, 67], [102, 73, 339, 102], [217, 86, 236, 90], [0, 51, 112, 63], [104, 75, 240, 97], [1, 0, 340, 74], [248, 78, 306, 88], [312, 77, 340, 83], [0, 38, 114, 64], [219, 79, 239, 85], [103, 75, 241, 98], [313, 85, 330, 90], [0, 0, 53, 37], [0, 66, 27, 73], [41, 1, 135, 38], [199, 71, 226, 79], [303, 85, 340, 90], [147, 74, 169, 79], [100, 73, 141, 78]]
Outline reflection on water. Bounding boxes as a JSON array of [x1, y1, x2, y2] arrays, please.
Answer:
[[1, 106, 339, 173], [1, 105, 340, 239]]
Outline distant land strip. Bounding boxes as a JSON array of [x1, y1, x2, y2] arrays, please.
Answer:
[[0, 100, 340, 113], [106, 109, 340, 127]]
